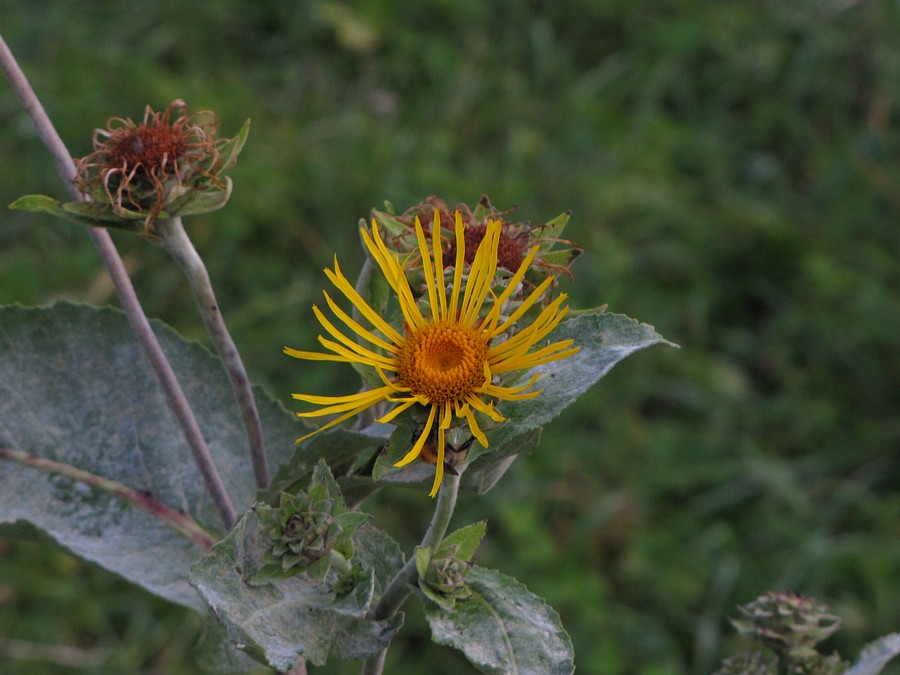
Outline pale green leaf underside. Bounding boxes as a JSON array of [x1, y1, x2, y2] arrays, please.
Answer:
[[847, 633, 900, 675], [0, 302, 299, 610]]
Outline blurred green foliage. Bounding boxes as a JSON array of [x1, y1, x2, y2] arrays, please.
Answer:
[[2, 0, 900, 673]]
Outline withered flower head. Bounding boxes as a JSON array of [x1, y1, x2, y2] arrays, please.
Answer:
[[373, 195, 582, 285], [73, 99, 246, 234]]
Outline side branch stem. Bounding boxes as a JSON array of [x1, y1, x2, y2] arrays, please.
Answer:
[[0, 33, 237, 530], [159, 216, 270, 489], [360, 473, 461, 675], [0, 446, 217, 549]]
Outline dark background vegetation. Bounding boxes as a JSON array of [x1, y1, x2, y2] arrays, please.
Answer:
[[2, 1, 900, 673]]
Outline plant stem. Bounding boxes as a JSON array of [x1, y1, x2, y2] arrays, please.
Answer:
[[0, 446, 218, 549], [360, 473, 461, 675], [0, 32, 237, 530], [159, 216, 270, 489]]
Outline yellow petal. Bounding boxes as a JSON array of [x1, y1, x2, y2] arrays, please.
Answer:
[[322, 290, 398, 353], [324, 261, 403, 344], [448, 211, 465, 319], [395, 404, 436, 467], [415, 216, 440, 322], [428, 429, 445, 498]]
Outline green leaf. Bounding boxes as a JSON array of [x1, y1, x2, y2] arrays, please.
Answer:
[[534, 209, 572, 251], [414, 545, 434, 580], [471, 196, 491, 222], [190, 509, 404, 669], [9, 194, 147, 235], [373, 311, 673, 487], [369, 208, 409, 237], [365, 259, 392, 318], [0, 302, 299, 610], [219, 118, 251, 172], [437, 520, 487, 561], [532, 247, 582, 269], [847, 633, 900, 675], [473, 310, 676, 462], [424, 565, 574, 675], [173, 178, 233, 217]]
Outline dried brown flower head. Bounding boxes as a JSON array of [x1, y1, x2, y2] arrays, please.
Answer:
[[375, 194, 582, 284], [73, 100, 237, 233]]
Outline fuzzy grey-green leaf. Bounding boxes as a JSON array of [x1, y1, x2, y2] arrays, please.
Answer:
[[9, 194, 147, 233], [424, 565, 574, 675], [472, 310, 676, 461], [374, 311, 673, 487], [173, 178, 233, 217], [0, 302, 299, 609], [218, 118, 251, 171], [437, 521, 486, 561], [190, 509, 404, 669]]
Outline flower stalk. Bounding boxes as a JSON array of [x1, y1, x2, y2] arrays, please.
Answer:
[[360, 472, 461, 675], [158, 216, 270, 489], [0, 33, 237, 530]]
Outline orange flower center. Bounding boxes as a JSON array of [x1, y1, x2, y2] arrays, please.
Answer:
[[109, 125, 186, 174], [397, 321, 489, 405]]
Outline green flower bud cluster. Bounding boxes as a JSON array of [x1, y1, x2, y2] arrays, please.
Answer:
[[252, 461, 370, 584], [715, 592, 848, 674], [414, 521, 486, 611], [267, 494, 343, 571], [415, 546, 473, 610]]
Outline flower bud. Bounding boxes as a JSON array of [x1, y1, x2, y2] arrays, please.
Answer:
[[714, 592, 848, 674], [415, 544, 473, 610]]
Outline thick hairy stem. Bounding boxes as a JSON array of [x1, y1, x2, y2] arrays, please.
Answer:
[[0, 33, 237, 530], [0, 446, 217, 549], [159, 216, 270, 489], [360, 473, 461, 675]]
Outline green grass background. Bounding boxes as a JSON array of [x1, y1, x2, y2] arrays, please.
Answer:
[[2, 1, 900, 673]]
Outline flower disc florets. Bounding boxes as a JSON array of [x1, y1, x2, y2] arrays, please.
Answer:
[[444, 221, 528, 272], [397, 321, 489, 405], [107, 125, 187, 174], [73, 99, 239, 233]]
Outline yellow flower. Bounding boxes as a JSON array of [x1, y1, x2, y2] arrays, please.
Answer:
[[285, 212, 579, 496]]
